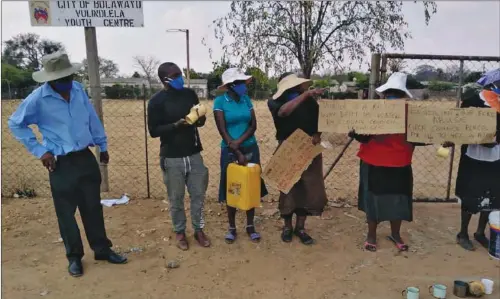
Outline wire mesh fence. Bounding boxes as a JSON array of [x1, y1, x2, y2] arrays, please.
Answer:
[[2, 53, 499, 204], [379, 54, 500, 201]]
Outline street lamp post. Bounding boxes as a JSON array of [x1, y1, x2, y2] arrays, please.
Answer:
[[166, 29, 190, 87]]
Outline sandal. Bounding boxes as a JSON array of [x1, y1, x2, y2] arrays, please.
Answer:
[[281, 227, 293, 243], [294, 229, 314, 245], [364, 241, 377, 252], [225, 227, 237, 244], [246, 225, 261, 243], [473, 233, 489, 249], [457, 233, 475, 251], [387, 235, 409, 251]]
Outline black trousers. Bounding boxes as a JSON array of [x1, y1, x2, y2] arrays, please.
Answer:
[[49, 148, 112, 260]]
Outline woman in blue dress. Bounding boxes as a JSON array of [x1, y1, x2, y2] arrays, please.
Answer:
[[213, 68, 268, 244]]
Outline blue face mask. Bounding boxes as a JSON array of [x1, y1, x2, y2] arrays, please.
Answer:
[[231, 83, 247, 96], [386, 95, 400, 100], [287, 92, 300, 101], [167, 76, 184, 90], [52, 81, 73, 93]]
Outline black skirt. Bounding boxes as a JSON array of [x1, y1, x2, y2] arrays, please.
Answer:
[[358, 161, 413, 223], [455, 150, 500, 214]]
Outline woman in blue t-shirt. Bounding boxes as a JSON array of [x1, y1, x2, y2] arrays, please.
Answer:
[[213, 68, 268, 244]]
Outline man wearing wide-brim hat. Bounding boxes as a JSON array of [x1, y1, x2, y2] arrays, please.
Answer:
[[8, 51, 127, 277]]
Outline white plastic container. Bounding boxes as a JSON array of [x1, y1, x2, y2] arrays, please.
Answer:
[[488, 211, 500, 260], [480, 278, 494, 295]]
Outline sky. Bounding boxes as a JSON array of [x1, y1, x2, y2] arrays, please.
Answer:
[[1, 0, 500, 77]]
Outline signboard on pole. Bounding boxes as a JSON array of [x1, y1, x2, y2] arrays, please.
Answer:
[[29, 0, 144, 27]]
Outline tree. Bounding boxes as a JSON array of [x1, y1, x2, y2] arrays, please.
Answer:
[[1, 62, 36, 99], [349, 71, 369, 89], [104, 84, 141, 99], [77, 57, 119, 80], [245, 66, 270, 99], [406, 75, 425, 89], [182, 68, 204, 80], [210, 1, 436, 78], [387, 59, 407, 73], [464, 71, 483, 84], [414, 64, 439, 81], [2, 33, 64, 71], [132, 71, 141, 78], [206, 59, 233, 97], [133, 56, 160, 89]]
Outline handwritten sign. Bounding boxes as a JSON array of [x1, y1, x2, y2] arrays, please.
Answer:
[[29, 0, 144, 27], [407, 103, 497, 144], [318, 99, 406, 134], [261, 129, 323, 194]]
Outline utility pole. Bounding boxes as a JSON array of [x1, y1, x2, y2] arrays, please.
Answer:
[[166, 28, 191, 87], [84, 27, 109, 192], [186, 29, 190, 87]]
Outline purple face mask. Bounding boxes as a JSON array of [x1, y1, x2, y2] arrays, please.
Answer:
[[287, 92, 300, 101], [53, 81, 73, 93]]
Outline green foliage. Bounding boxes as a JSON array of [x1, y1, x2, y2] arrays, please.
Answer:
[[183, 68, 204, 79], [349, 72, 369, 89], [328, 92, 359, 99], [76, 57, 120, 81], [1, 62, 37, 98], [406, 75, 425, 89], [210, 1, 436, 78], [2, 33, 64, 71], [104, 84, 142, 99], [1, 63, 32, 85], [427, 80, 456, 92], [464, 71, 483, 84], [313, 79, 331, 88], [246, 66, 270, 98], [206, 59, 234, 97]]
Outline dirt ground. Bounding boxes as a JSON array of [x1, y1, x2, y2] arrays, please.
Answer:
[[2, 196, 499, 299], [2, 99, 458, 202]]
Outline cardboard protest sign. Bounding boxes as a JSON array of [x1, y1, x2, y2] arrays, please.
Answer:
[[407, 103, 497, 144], [318, 99, 406, 134], [261, 129, 323, 194]]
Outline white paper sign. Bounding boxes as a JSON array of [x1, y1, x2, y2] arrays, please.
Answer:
[[29, 0, 144, 27]]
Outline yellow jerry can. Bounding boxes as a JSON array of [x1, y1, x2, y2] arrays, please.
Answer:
[[226, 162, 261, 211]]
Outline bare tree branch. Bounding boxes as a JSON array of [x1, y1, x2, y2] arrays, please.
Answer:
[[207, 1, 437, 78], [133, 56, 160, 90]]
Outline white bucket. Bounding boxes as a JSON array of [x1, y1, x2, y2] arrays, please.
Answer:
[[488, 211, 500, 260]]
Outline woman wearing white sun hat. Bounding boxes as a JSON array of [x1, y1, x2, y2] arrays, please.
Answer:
[[267, 72, 327, 245], [213, 68, 268, 244], [349, 72, 424, 252]]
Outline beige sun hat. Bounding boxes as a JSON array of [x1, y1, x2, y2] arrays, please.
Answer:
[[32, 51, 82, 83], [375, 72, 413, 98], [272, 73, 312, 100], [217, 67, 252, 90]]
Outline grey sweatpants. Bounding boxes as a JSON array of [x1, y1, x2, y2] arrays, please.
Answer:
[[160, 153, 209, 233]]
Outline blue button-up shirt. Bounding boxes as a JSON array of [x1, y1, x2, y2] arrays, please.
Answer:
[[8, 81, 107, 158]]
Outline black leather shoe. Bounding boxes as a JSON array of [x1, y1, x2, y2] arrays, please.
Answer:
[[68, 259, 83, 277], [95, 251, 128, 264]]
